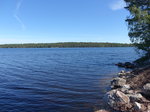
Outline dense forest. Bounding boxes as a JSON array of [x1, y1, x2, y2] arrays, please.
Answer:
[[0, 42, 132, 48]]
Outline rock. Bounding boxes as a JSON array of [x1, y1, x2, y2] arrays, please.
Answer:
[[118, 72, 126, 76], [134, 102, 142, 110], [147, 104, 150, 111], [95, 110, 110, 112], [126, 71, 131, 74], [116, 62, 125, 67], [116, 62, 135, 69], [120, 85, 131, 93], [105, 90, 132, 111], [124, 62, 135, 68], [118, 71, 133, 79], [111, 78, 126, 89], [118, 70, 126, 75], [142, 83, 150, 98], [128, 93, 146, 103], [133, 102, 146, 112], [123, 84, 130, 89], [124, 90, 134, 94], [121, 70, 125, 73], [118, 71, 131, 76]]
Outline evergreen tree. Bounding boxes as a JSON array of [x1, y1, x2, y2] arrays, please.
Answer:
[[124, 0, 150, 55]]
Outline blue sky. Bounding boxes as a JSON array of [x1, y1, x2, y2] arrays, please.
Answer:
[[0, 0, 130, 44]]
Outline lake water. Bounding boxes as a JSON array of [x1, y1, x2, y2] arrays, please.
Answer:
[[0, 47, 138, 112]]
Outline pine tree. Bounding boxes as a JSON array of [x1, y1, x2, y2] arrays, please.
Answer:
[[124, 0, 150, 55]]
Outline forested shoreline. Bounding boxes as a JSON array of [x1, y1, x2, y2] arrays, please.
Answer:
[[0, 42, 132, 48]]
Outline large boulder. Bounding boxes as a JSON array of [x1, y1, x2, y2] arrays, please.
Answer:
[[142, 83, 150, 98], [105, 90, 132, 111], [111, 78, 126, 89]]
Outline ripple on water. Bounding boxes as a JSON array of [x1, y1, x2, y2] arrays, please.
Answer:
[[0, 48, 138, 112]]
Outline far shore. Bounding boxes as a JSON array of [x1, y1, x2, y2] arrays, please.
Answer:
[[0, 42, 132, 48]]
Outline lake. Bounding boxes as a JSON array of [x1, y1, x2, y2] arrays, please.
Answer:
[[0, 47, 138, 112]]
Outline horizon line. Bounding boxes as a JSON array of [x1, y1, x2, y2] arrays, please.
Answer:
[[0, 42, 132, 45]]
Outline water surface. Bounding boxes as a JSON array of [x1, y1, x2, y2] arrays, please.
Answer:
[[0, 47, 138, 112]]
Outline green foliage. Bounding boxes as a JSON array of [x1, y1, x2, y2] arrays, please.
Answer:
[[0, 42, 132, 48], [124, 0, 150, 55]]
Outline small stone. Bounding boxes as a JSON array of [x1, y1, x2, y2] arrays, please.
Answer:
[[111, 78, 126, 89], [142, 83, 150, 97], [95, 110, 110, 112], [124, 90, 134, 94], [120, 76, 126, 79], [124, 62, 135, 68], [126, 71, 131, 74], [116, 63, 124, 67], [135, 102, 142, 109], [120, 85, 130, 93], [134, 102, 146, 112], [118, 70, 126, 75], [144, 83, 150, 90], [147, 104, 150, 111], [116, 62, 135, 68], [121, 70, 125, 73], [123, 84, 130, 89]]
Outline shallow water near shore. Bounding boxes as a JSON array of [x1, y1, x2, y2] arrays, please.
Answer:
[[0, 47, 138, 112]]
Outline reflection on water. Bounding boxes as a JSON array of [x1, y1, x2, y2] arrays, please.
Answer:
[[0, 48, 137, 112]]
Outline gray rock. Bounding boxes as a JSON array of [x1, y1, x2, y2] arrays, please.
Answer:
[[124, 62, 135, 68], [128, 93, 144, 102], [133, 102, 146, 112], [116, 62, 135, 68], [147, 104, 150, 111], [120, 85, 130, 93], [123, 84, 130, 89], [95, 110, 110, 112], [124, 90, 134, 94], [116, 63, 125, 67], [118, 70, 126, 75], [111, 78, 126, 89], [105, 90, 132, 111], [134, 102, 142, 110], [143, 83, 150, 97]]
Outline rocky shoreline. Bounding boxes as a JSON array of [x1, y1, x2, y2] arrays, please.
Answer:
[[96, 65, 150, 112]]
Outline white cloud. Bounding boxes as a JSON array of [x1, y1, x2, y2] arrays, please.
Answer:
[[14, 0, 26, 31], [110, 0, 126, 11]]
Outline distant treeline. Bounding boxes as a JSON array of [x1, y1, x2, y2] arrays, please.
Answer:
[[0, 42, 133, 48]]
